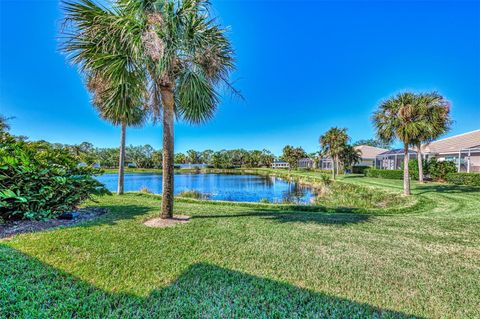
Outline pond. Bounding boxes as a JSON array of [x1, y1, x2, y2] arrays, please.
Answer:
[[96, 173, 316, 204]]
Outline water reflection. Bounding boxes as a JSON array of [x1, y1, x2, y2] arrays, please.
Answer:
[[96, 173, 315, 204]]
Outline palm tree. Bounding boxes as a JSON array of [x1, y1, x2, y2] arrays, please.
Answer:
[[0, 114, 13, 132], [412, 92, 451, 183], [319, 127, 349, 179], [339, 145, 361, 173], [62, 0, 237, 218], [372, 92, 430, 195], [87, 75, 146, 194]]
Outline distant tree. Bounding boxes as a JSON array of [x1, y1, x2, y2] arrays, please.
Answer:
[[372, 92, 431, 195], [281, 145, 307, 170], [0, 114, 13, 133], [174, 153, 187, 164], [152, 150, 163, 169], [260, 149, 275, 167], [186, 149, 201, 164], [352, 138, 390, 149], [212, 150, 230, 168], [319, 127, 349, 179], [201, 150, 214, 164]]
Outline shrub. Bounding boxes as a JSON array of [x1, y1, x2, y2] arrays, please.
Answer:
[[445, 173, 480, 187], [426, 159, 457, 181], [176, 190, 210, 200], [352, 166, 370, 174], [365, 168, 403, 179], [139, 187, 152, 194], [0, 136, 108, 221]]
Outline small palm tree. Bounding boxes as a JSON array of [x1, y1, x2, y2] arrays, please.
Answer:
[[87, 74, 147, 194], [412, 92, 451, 182], [319, 127, 349, 179], [339, 145, 361, 173], [372, 92, 429, 195], [0, 114, 13, 133], [62, 0, 237, 218]]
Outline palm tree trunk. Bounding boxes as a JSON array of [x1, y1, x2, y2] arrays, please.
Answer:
[[331, 156, 335, 180], [403, 145, 411, 196], [160, 86, 175, 219], [117, 121, 126, 195], [417, 143, 424, 183]]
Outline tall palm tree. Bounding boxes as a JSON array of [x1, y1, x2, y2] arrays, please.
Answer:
[[319, 127, 349, 180], [62, 0, 237, 218], [372, 92, 429, 195], [87, 74, 147, 194], [412, 92, 451, 183]]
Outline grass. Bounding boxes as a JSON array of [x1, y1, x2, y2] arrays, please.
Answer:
[[1, 173, 479, 318]]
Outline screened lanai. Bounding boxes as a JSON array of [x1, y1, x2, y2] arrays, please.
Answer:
[[375, 149, 418, 170]]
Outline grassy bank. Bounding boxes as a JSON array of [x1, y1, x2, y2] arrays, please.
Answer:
[[1, 175, 480, 318]]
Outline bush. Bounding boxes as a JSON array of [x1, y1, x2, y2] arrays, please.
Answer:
[[0, 136, 108, 221], [445, 173, 480, 187], [176, 190, 210, 200], [365, 168, 403, 179], [426, 159, 457, 181], [352, 166, 370, 174]]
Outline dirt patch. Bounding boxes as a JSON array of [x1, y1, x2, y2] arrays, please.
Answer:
[[0, 207, 108, 240], [144, 215, 191, 228]]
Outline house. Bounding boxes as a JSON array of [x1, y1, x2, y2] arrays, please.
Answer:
[[271, 161, 290, 169], [298, 158, 314, 168], [422, 129, 480, 173], [376, 149, 417, 170], [353, 145, 388, 167]]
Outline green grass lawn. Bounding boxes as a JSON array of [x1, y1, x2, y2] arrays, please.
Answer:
[[1, 174, 479, 318]]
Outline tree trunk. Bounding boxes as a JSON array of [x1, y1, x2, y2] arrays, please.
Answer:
[[417, 143, 424, 183], [117, 121, 126, 195], [403, 145, 411, 196], [160, 86, 175, 219], [331, 156, 335, 180]]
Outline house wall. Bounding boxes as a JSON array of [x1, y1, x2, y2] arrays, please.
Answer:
[[355, 159, 374, 167], [433, 151, 480, 172]]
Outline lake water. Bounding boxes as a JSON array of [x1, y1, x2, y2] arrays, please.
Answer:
[[96, 173, 315, 204]]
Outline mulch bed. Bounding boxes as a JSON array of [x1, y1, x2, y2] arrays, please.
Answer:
[[0, 207, 108, 240], [144, 215, 191, 228]]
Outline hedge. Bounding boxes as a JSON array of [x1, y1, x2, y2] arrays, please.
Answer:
[[445, 173, 480, 187], [365, 168, 403, 179], [352, 166, 370, 174]]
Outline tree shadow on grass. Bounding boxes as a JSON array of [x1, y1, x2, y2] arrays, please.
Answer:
[[87, 201, 371, 227], [192, 208, 371, 225], [0, 246, 421, 318], [415, 184, 480, 195]]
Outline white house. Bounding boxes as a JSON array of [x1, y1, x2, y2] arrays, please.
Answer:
[[422, 129, 480, 173], [271, 161, 290, 169]]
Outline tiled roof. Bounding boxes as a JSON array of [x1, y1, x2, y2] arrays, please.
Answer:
[[422, 130, 480, 154], [353, 145, 388, 159], [378, 149, 417, 156]]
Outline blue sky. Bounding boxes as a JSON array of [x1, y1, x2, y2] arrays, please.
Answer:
[[1, 0, 479, 155]]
